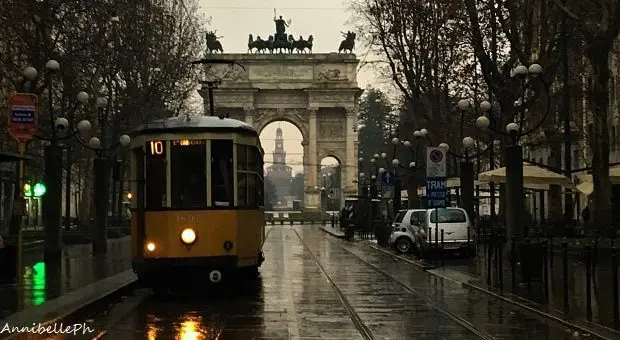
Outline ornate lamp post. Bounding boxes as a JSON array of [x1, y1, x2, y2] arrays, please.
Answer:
[[390, 128, 427, 208], [54, 94, 131, 254], [474, 63, 550, 243], [440, 99, 494, 223]]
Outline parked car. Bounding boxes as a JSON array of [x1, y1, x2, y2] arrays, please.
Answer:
[[388, 209, 426, 253], [388, 207, 474, 255]]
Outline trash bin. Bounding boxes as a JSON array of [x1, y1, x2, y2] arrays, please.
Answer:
[[374, 221, 391, 247], [0, 244, 17, 283], [518, 241, 545, 282]]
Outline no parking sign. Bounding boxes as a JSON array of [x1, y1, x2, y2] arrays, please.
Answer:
[[426, 147, 446, 177]]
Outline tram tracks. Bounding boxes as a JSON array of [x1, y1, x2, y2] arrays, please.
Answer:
[[330, 238, 496, 340], [291, 228, 375, 340], [294, 227, 497, 340]]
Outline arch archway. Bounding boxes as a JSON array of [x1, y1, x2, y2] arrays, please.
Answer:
[[259, 121, 305, 211], [256, 115, 309, 145], [200, 53, 363, 211], [319, 156, 343, 210]]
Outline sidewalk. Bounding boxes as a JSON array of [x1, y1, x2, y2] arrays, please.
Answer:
[[423, 244, 620, 337], [0, 236, 132, 320], [319, 225, 345, 238]]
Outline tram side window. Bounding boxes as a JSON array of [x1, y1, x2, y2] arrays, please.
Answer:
[[145, 142, 166, 209], [211, 140, 233, 207], [236, 145, 248, 207], [170, 141, 207, 209], [255, 147, 265, 207], [236, 144, 262, 208]]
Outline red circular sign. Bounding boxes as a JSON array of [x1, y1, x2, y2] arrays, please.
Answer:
[[429, 149, 443, 163]]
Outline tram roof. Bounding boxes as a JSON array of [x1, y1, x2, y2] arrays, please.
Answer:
[[132, 115, 258, 135]]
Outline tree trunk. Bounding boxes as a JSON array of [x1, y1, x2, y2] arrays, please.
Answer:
[[588, 47, 613, 235], [497, 95, 514, 222]]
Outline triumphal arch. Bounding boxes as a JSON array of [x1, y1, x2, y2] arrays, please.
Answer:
[[199, 53, 362, 210]]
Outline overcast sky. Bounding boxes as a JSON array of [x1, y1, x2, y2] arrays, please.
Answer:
[[198, 0, 378, 175]]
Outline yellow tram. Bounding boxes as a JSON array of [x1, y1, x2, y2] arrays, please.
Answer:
[[128, 115, 266, 286]]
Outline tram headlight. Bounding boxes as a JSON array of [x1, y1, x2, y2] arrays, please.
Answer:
[[180, 228, 196, 245], [146, 242, 156, 252]]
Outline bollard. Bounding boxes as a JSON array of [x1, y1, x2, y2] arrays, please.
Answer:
[[549, 238, 554, 268], [542, 241, 549, 303], [525, 239, 531, 292], [511, 237, 517, 292], [562, 241, 569, 316], [467, 225, 470, 251], [487, 234, 493, 287], [280, 220, 284, 225], [435, 225, 439, 247], [612, 248, 619, 330], [585, 245, 592, 322], [428, 227, 433, 245], [592, 238, 599, 272], [497, 238, 503, 291], [441, 229, 445, 267]]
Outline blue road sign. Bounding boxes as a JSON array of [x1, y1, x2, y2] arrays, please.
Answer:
[[381, 170, 395, 186], [426, 177, 447, 208]]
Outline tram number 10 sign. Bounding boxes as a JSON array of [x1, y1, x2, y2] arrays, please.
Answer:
[[149, 141, 164, 155]]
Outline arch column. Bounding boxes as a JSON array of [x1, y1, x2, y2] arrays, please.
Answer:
[[343, 108, 358, 200], [304, 108, 320, 210], [243, 106, 254, 125]]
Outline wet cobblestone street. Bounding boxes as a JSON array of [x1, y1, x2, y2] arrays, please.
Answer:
[[48, 226, 601, 340]]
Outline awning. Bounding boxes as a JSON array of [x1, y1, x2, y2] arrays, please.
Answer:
[[576, 182, 593, 195], [477, 162, 573, 187], [576, 166, 620, 195], [449, 175, 550, 190]]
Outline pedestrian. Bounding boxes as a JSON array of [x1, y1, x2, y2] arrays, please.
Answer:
[[582, 205, 590, 223]]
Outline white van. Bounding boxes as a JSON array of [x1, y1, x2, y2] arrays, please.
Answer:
[[388, 207, 473, 255]]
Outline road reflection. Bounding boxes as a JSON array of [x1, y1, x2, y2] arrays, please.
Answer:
[[109, 277, 265, 340]]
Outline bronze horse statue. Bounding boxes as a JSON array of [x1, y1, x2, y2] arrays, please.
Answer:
[[248, 34, 313, 54], [338, 31, 356, 53], [248, 34, 274, 53], [291, 35, 313, 53], [206, 31, 223, 53]]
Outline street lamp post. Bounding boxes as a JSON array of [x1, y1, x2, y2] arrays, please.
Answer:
[[54, 94, 131, 254], [475, 63, 550, 244], [40, 60, 64, 260], [447, 99, 494, 223]]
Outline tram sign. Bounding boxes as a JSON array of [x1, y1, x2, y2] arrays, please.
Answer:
[[426, 147, 446, 178], [8, 93, 38, 143], [426, 177, 447, 208]]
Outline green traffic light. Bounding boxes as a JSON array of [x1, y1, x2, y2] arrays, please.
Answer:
[[33, 182, 46, 197]]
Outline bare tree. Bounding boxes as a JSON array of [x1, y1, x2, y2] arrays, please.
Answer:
[[0, 0, 206, 224], [352, 0, 489, 206], [553, 0, 620, 232]]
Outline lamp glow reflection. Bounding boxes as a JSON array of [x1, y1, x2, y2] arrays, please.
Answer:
[[178, 317, 207, 340]]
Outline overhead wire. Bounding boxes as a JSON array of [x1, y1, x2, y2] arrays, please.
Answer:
[[201, 6, 346, 10]]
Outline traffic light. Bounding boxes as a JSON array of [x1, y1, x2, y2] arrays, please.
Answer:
[[23, 181, 46, 197], [33, 182, 46, 197], [23, 183, 32, 197]]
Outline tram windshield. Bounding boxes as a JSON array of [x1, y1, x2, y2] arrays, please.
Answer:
[[211, 140, 234, 207], [170, 140, 207, 208]]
